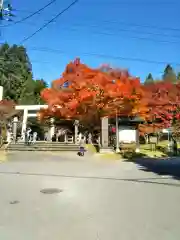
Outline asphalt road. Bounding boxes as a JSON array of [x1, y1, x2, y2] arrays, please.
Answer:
[[0, 151, 180, 240]]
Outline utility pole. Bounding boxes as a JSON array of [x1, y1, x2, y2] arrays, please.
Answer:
[[0, 0, 4, 9], [115, 110, 120, 153], [0, 0, 4, 19], [0, 0, 14, 44], [0, 0, 14, 22], [0, 0, 4, 42]]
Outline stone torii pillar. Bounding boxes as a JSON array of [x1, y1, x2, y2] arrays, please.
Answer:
[[13, 116, 18, 142], [100, 117, 113, 153], [50, 118, 55, 141], [21, 108, 28, 140], [101, 117, 109, 148], [0, 86, 3, 101], [74, 120, 79, 144]]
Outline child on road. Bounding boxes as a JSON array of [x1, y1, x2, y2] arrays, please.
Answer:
[[78, 136, 85, 156]]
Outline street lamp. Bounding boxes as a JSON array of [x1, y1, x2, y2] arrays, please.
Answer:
[[115, 110, 120, 153], [167, 124, 172, 152]]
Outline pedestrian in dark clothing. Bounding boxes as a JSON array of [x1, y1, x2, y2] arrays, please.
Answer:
[[172, 137, 178, 156]]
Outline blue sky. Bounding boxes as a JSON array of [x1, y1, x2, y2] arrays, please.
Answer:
[[1, 0, 180, 84]]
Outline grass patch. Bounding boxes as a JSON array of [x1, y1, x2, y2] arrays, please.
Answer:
[[95, 152, 123, 160], [138, 140, 180, 158], [85, 144, 97, 153], [120, 142, 169, 160], [88, 141, 179, 160], [139, 143, 167, 158], [140, 149, 166, 158]]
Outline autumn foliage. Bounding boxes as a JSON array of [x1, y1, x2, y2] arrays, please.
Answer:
[[139, 81, 180, 135], [40, 59, 147, 127], [40, 59, 180, 136], [0, 100, 16, 123]]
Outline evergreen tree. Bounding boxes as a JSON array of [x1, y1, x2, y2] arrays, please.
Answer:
[[0, 43, 47, 104], [177, 72, 180, 81], [163, 64, 177, 83], [144, 73, 154, 85], [33, 79, 48, 104]]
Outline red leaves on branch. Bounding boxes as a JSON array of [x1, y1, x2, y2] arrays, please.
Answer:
[[0, 100, 16, 122], [40, 59, 180, 135], [0, 100, 15, 108], [139, 81, 180, 135], [40, 59, 147, 124]]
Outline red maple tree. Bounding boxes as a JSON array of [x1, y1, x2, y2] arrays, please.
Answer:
[[139, 81, 180, 136], [40, 59, 147, 129]]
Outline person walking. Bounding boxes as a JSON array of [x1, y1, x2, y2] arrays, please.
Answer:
[[26, 127, 32, 145], [32, 132, 37, 144], [78, 136, 85, 156], [172, 136, 178, 156]]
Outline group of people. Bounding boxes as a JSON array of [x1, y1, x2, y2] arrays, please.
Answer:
[[24, 127, 37, 145], [23, 128, 101, 156]]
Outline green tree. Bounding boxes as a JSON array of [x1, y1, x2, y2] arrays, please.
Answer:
[[33, 79, 48, 104], [144, 73, 154, 85], [177, 72, 180, 81], [0, 43, 47, 104], [18, 76, 35, 105], [163, 64, 177, 83]]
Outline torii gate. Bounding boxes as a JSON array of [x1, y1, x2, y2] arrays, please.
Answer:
[[15, 105, 51, 139], [15, 105, 80, 143]]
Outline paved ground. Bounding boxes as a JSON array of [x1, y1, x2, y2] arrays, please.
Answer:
[[0, 151, 180, 240]]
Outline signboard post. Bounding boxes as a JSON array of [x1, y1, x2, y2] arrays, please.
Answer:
[[150, 136, 157, 152], [163, 128, 172, 151]]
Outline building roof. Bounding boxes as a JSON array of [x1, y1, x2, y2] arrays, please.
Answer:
[[110, 116, 144, 125]]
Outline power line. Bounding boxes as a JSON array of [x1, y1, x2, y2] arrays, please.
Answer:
[[27, 46, 180, 66], [12, 8, 180, 33], [6, 16, 180, 45], [4, 12, 180, 44], [23, 25, 180, 45], [0, 0, 57, 28], [100, 19, 180, 33], [65, 27, 180, 44], [19, 0, 79, 44], [12, 12, 180, 34], [1, 1, 78, 68], [66, 24, 180, 39], [84, 0, 178, 4], [55, 26, 180, 44], [3, 7, 180, 36], [10, 19, 180, 40], [13, 1, 179, 11], [84, 1, 177, 3]]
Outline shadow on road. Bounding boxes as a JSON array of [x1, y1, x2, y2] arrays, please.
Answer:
[[133, 157, 180, 181]]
